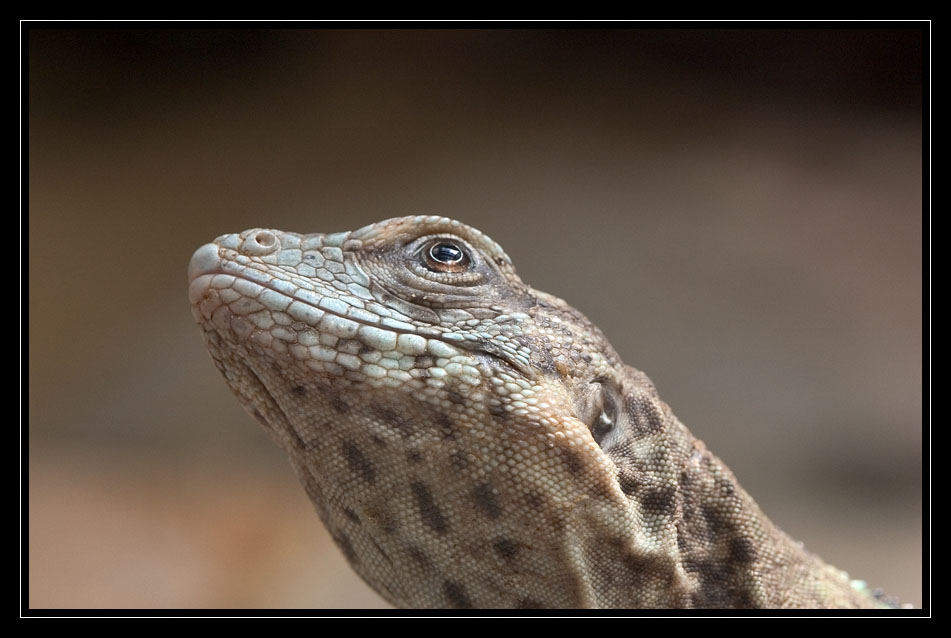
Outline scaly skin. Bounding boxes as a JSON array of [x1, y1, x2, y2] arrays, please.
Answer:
[[189, 216, 892, 609]]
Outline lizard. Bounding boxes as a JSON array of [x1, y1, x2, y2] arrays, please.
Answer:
[[188, 215, 897, 609]]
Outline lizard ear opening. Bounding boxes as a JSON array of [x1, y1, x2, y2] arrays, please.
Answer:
[[577, 381, 619, 448]]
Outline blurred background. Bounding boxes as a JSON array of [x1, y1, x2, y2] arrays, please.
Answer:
[[27, 28, 923, 609]]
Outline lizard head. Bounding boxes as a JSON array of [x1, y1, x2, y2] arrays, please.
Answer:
[[189, 216, 685, 608]]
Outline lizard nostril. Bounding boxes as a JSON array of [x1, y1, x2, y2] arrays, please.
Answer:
[[255, 231, 277, 247], [240, 230, 280, 255]]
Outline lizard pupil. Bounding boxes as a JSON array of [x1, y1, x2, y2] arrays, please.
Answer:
[[430, 242, 463, 263], [425, 240, 470, 272]]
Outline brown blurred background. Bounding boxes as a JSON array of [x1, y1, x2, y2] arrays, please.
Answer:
[[27, 28, 923, 609]]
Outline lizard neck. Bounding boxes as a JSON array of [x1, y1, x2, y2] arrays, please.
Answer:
[[619, 412, 884, 608]]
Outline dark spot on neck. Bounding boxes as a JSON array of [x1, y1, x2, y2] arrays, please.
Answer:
[[642, 487, 677, 517], [411, 481, 449, 534], [406, 545, 432, 571], [472, 482, 502, 519], [291, 385, 306, 396], [728, 537, 756, 564], [491, 538, 520, 561], [700, 503, 728, 536], [341, 441, 376, 483], [374, 404, 415, 436], [443, 580, 473, 609]]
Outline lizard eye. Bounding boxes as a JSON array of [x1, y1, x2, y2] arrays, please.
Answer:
[[423, 239, 471, 273]]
